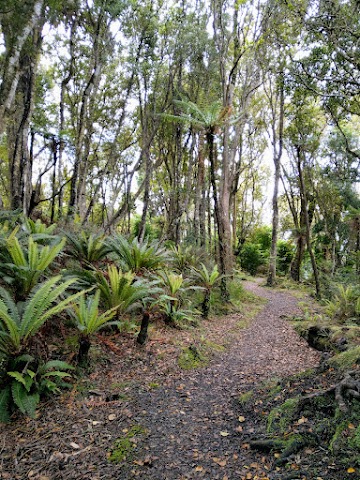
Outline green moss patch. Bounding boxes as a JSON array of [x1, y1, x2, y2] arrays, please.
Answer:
[[109, 425, 147, 463], [178, 345, 208, 370]]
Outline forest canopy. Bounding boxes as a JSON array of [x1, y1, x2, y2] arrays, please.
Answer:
[[0, 0, 359, 292]]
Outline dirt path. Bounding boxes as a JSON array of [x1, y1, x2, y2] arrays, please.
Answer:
[[0, 280, 321, 480], [120, 280, 321, 479]]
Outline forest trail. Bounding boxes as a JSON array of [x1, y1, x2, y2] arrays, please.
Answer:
[[0, 280, 321, 480], [122, 279, 321, 479]]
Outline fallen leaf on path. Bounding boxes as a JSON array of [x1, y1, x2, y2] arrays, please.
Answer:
[[238, 415, 246, 422], [220, 431, 230, 436], [195, 466, 204, 472], [213, 457, 227, 467]]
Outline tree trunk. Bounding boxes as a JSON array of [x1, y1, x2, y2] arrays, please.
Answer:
[[7, 23, 43, 213], [267, 75, 284, 286], [137, 311, 150, 345], [297, 148, 321, 298], [0, 0, 44, 134]]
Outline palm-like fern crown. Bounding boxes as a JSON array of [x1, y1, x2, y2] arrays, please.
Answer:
[[66, 231, 110, 264], [0, 276, 81, 356], [107, 235, 168, 274], [96, 265, 154, 312]]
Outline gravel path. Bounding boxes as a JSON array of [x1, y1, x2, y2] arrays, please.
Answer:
[[121, 280, 321, 479]]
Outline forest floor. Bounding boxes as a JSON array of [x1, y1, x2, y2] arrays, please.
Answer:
[[1, 279, 358, 480]]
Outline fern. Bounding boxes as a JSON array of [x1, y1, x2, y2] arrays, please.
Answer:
[[107, 235, 168, 274], [4, 230, 66, 299], [69, 290, 118, 336], [0, 276, 82, 355], [11, 381, 39, 418], [96, 266, 154, 314], [65, 231, 110, 265]]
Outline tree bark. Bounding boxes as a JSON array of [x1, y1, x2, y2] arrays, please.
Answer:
[[297, 148, 321, 298], [267, 74, 284, 286], [0, 0, 44, 134]]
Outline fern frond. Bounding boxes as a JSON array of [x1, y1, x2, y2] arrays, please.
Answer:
[[11, 381, 39, 417], [6, 231, 27, 267]]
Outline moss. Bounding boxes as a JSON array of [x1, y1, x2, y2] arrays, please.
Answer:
[[329, 418, 348, 453], [238, 390, 253, 405], [328, 346, 360, 370], [148, 382, 160, 389], [236, 318, 250, 329], [109, 437, 135, 463], [178, 346, 208, 370], [109, 425, 147, 463], [349, 424, 360, 451], [204, 340, 225, 352], [267, 397, 299, 434]]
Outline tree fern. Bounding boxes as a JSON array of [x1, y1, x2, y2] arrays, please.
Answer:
[[96, 265, 157, 316], [107, 235, 168, 274], [4, 229, 66, 299], [0, 276, 83, 355], [65, 231, 111, 265]]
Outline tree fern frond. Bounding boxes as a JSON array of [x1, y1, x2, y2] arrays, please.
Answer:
[[6, 230, 26, 267], [0, 298, 20, 352]]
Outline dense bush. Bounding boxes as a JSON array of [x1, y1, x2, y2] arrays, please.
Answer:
[[239, 242, 265, 276]]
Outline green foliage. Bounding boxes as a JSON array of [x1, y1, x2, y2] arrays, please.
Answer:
[[0, 355, 74, 422], [249, 226, 272, 253], [68, 290, 118, 337], [170, 244, 205, 273], [155, 270, 200, 325], [325, 284, 360, 324], [96, 265, 155, 315], [107, 235, 168, 274], [191, 263, 220, 318], [109, 425, 147, 463], [239, 242, 265, 276], [3, 228, 66, 299], [65, 231, 111, 266], [22, 218, 57, 236], [277, 240, 294, 275], [0, 276, 81, 356]]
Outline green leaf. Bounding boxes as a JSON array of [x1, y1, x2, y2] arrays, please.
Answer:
[[43, 360, 75, 371], [42, 371, 72, 378], [7, 371, 28, 389], [11, 381, 39, 417]]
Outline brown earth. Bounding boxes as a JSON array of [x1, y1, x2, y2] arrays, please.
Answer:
[[0, 279, 322, 480]]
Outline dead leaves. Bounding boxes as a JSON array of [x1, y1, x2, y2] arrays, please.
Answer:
[[212, 457, 227, 467]]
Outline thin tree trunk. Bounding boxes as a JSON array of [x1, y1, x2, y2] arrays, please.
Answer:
[[297, 149, 321, 298], [267, 75, 284, 286], [0, 0, 44, 134]]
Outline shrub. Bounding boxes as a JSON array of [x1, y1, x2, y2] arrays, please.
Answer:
[[239, 242, 264, 276], [277, 240, 295, 275]]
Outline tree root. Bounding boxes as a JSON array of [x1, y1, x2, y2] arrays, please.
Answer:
[[298, 370, 360, 413], [250, 433, 317, 466]]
